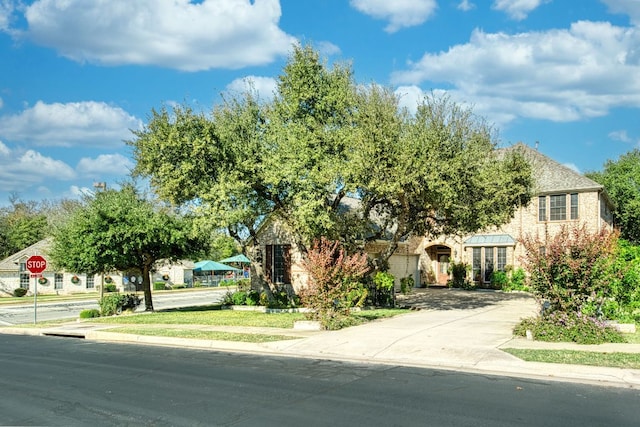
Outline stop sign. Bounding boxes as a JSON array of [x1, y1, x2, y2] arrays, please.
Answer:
[[26, 255, 47, 274]]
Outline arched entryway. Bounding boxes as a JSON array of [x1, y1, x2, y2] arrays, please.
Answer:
[[424, 244, 452, 286]]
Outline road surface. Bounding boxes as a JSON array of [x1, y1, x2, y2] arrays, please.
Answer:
[[1, 334, 638, 426]]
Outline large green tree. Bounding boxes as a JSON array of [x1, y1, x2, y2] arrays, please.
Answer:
[[130, 45, 360, 289], [49, 185, 205, 311], [352, 87, 533, 264], [587, 149, 640, 243], [129, 44, 532, 287]]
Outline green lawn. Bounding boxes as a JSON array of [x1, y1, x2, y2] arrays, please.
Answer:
[[92, 307, 307, 328], [90, 306, 409, 329], [109, 327, 300, 343], [503, 348, 640, 370]]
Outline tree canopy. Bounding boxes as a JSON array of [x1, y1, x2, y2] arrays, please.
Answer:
[[128, 44, 533, 287], [587, 149, 640, 244], [49, 185, 205, 311]]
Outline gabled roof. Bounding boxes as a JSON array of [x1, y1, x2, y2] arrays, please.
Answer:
[[0, 238, 52, 271], [501, 143, 604, 194]]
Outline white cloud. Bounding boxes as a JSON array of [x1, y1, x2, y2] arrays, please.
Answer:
[[76, 154, 135, 178], [0, 140, 9, 156], [608, 129, 635, 143], [391, 22, 640, 125], [316, 41, 342, 57], [0, 144, 76, 192], [66, 185, 92, 199], [0, 0, 14, 32], [0, 101, 142, 147], [458, 1, 476, 12], [563, 163, 581, 174], [492, 0, 549, 21], [603, 0, 640, 25], [350, 0, 437, 33], [226, 76, 278, 101], [20, 0, 296, 71]]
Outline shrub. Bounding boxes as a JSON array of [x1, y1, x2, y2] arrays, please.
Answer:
[[490, 271, 509, 290], [520, 224, 618, 314], [99, 293, 125, 316], [400, 276, 414, 294], [448, 262, 473, 289], [13, 288, 28, 297], [514, 312, 625, 344], [245, 290, 260, 306], [99, 293, 141, 316], [503, 268, 528, 292], [231, 291, 247, 306], [103, 283, 117, 293], [153, 282, 166, 291], [299, 238, 369, 329], [79, 309, 101, 319], [371, 271, 395, 307]]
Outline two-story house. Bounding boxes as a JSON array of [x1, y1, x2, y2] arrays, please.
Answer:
[[418, 142, 614, 286]]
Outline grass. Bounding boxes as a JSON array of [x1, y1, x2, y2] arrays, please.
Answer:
[[503, 348, 640, 370], [91, 306, 308, 328], [108, 327, 300, 343]]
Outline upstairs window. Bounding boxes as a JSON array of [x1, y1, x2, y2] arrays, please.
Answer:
[[538, 196, 547, 221], [549, 194, 566, 221], [570, 193, 579, 220]]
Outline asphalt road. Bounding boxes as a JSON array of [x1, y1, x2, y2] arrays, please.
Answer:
[[1, 334, 638, 427], [0, 289, 230, 325]]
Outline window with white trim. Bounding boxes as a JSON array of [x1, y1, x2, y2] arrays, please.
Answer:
[[54, 273, 63, 290], [538, 196, 547, 221], [570, 193, 579, 220], [549, 194, 566, 221]]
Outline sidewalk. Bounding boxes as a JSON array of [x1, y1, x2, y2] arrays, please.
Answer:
[[2, 288, 640, 389]]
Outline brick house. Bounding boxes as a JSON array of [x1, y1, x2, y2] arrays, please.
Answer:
[[418, 143, 614, 286], [241, 142, 615, 291]]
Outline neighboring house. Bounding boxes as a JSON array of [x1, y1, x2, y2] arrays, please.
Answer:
[[0, 239, 194, 296], [418, 143, 614, 286], [257, 142, 614, 291]]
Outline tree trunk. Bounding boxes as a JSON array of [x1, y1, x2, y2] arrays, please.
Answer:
[[142, 263, 154, 311]]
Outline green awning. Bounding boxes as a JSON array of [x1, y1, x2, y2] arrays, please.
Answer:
[[464, 234, 516, 246]]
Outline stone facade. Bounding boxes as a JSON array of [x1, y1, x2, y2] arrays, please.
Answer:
[[418, 143, 614, 286]]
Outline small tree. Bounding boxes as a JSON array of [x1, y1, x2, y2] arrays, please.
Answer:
[[299, 238, 369, 329], [519, 224, 618, 315], [50, 185, 206, 311]]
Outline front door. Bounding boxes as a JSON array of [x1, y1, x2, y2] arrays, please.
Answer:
[[437, 253, 450, 285]]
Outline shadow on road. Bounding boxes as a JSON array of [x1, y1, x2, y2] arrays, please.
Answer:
[[397, 287, 535, 311]]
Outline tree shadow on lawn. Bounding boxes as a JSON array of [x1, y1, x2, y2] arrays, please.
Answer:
[[397, 287, 534, 311], [157, 304, 225, 313]]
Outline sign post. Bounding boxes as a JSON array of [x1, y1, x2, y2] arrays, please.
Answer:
[[26, 255, 47, 324]]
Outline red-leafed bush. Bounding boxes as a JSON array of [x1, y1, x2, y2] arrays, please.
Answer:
[[519, 224, 618, 315], [299, 237, 369, 329]]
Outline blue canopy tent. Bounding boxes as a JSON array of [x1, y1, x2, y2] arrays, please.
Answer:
[[218, 254, 251, 279], [193, 260, 241, 286], [194, 260, 241, 272], [218, 254, 251, 264]]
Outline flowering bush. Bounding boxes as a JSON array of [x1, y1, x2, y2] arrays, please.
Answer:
[[520, 224, 618, 314], [299, 238, 369, 329]]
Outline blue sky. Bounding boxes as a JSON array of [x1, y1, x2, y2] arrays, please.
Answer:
[[1, 0, 639, 206]]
